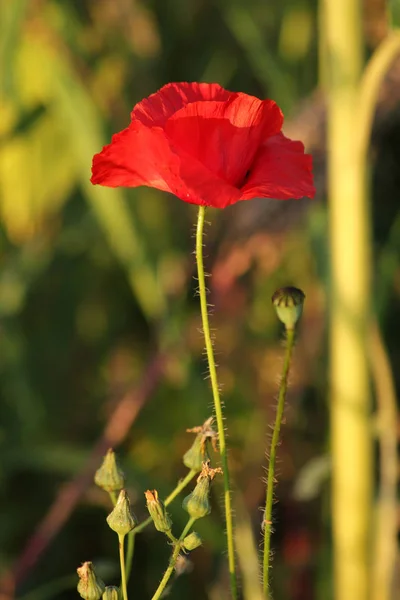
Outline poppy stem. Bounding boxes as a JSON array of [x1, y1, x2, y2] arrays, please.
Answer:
[[195, 205, 237, 599], [262, 327, 295, 597]]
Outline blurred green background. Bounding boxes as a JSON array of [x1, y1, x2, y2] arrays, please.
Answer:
[[0, 1, 399, 599]]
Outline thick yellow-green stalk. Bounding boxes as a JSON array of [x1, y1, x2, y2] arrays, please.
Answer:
[[323, 1, 372, 599]]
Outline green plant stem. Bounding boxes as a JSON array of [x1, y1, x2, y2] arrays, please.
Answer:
[[151, 518, 196, 600], [195, 205, 237, 599], [109, 491, 117, 506], [119, 534, 129, 600], [125, 469, 196, 581], [263, 327, 295, 597]]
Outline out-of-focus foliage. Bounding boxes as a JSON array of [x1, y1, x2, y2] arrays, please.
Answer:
[[0, 1, 399, 600]]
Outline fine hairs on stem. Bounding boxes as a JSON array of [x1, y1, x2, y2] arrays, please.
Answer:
[[263, 287, 305, 597], [195, 205, 237, 599]]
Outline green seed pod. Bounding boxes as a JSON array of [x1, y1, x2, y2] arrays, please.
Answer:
[[272, 287, 305, 330], [182, 461, 222, 521], [94, 449, 125, 493], [102, 586, 120, 600], [77, 562, 105, 600], [182, 532, 202, 551], [183, 434, 210, 472], [144, 489, 172, 533], [106, 489, 136, 536]]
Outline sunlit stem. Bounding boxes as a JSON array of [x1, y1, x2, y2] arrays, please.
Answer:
[[195, 205, 237, 599], [119, 534, 129, 600], [151, 517, 196, 600], [263, 327, 295, 597]]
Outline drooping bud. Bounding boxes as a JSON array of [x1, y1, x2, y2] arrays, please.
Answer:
[[144, 489, 172, 533], [94, 449, 125, 493], [102, 586, 120, 600], [77, 561, 105, 600], [182, 531, 202, 551], [106, 489, 136, 536], [183, 417, 218, 472], [272, 287, 305, 330], [182, 461, 222, 520]]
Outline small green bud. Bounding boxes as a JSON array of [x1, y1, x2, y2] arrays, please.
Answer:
[[183, 434, 210, 472], [184, 417, 218, 472], [106, 489, 136, 536], [144, 489, 172, 533], [94, 449, 125, 493], [272, 287, 305, 330], [182, 531, 202, 551], [77, 562, 105, 600], [182, 461, 222, 520], [102, 586, 120, 600]]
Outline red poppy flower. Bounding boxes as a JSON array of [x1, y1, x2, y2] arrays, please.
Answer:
[[91, 82, 315, 208]]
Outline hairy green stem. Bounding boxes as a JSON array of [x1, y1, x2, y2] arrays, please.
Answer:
[[263, 327, 295, 596], [119, 534, 129, 600], [151, 517, 196, 600], [195, 205, 237, 599], [125, 469, 197, 581]]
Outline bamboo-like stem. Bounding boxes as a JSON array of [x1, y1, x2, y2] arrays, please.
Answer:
[[369, 320, 398, 600], [356, 30, 400, 600], [262, 328, 295, 597], [357, 31, 400, 160], [323, 1, 373, 599], [125, 469, 197, 581], [195, 205, 237, 599], [119, 535, 129, 600], [150, 518, 195, 600]]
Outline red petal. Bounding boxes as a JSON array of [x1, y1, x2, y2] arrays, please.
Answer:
[[91, 122, 178, 192], [91, 120, 240, 208], [164, 94, 283, 187], [239, 133, 315, 200], [131, 82, 233, 127]]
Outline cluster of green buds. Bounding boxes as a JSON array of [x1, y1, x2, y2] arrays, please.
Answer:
[[182, 461, 222, 520], [272, 286, 305, 331], [78, 433, 223, 600], [183, 417, 218, 472]]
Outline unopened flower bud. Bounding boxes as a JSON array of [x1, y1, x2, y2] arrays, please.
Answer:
[[77, 562, 105, 600], [182, 531, 202, 551], [183, 434, 210, 472], [106, 489, 136, 536], [102, 586, 120, 600], [184, 417, 218, 472], [145, 489, 172, 533], [94, 449, 125, 493], [272, 287, 305, 330], [182, 461, 222, 520]]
